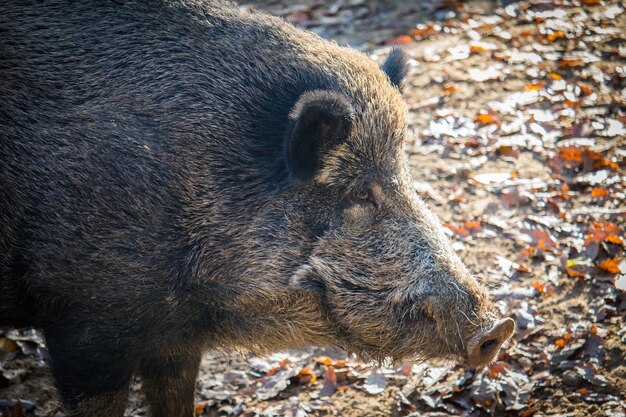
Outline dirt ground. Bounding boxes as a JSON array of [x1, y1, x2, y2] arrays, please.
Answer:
[[1, 0, 625, 416]]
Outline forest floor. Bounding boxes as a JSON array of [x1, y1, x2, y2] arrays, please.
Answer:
[[1, 0, 625, 416]]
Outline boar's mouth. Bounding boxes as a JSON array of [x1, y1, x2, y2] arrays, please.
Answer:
[[329, 308, 448, 364]]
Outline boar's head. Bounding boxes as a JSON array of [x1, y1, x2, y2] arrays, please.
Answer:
[[199, 48, 513, 367]]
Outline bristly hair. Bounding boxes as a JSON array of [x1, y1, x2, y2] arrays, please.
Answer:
[[380, 47, 409, 89]]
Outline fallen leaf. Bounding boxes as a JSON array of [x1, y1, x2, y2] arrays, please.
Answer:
[[599, 258, 621, 274], [468, 42, 497, 54], [546, 31, 566, 42], [443, 83, 457, 94], [559, 58, 585, 68], [578, 82, 593, 96], [551, 146, 620, 174], [363, 368, 387, 395], [475, 113, 498, 124], [319, 366, 337, 397], [591, 187, 609, 198], [194, 402, 208, 416], [567, 267, 587, 278], [615, 274, 626, 291], [317, 357, 333, 366], [391, 35, 412, 45], [524, 81, 545, 91], [409, 24, 438, 38], [472, 172, 512, 185], [523, 227, 558, 251], [469, 66, 502, 82], [488, 361, 509, 377]]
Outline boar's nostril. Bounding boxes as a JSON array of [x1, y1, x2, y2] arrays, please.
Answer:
[[480, 338, 497, 352], [466, 318, 515, 367]]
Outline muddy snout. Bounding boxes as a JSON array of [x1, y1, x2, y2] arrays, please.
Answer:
[[466, 318, 515, 367]]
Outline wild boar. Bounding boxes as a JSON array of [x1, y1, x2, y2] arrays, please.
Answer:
[[0, 1, 514, 416]]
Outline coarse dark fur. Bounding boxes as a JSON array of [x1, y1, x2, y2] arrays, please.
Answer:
[[0, 1, 510, 416]]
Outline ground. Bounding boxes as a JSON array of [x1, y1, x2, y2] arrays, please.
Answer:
[[1, 0, 625, 416]]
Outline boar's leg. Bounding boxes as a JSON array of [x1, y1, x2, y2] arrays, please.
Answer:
[[139, 347, 202, 417], [43, 324, 133, 417]]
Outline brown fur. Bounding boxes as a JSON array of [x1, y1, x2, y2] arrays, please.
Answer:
[[0, 1, 510, 416]]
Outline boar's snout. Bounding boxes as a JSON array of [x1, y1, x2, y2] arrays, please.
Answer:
[[466, 318, 515, 367]]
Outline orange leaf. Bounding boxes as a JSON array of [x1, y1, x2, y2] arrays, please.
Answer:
[[497, 145, 519, 157], [194, 402, 208, 415], [475, 113, 497, 124], [520, 408, 540, 417], [546, 31, 566, 42], [585, 222, 624, 246], [392, 35, 413, 45], [488, 361, 509, 377], [525, 81, 546, 91], [317, 357, 332, 366], [445, 221, 482, 237], [557, 147, 583, 162], [559, 58, 585, 68], [578, 82, 593, 96], [470, 44, 488, 53], [465, 221, 482, 232], [591, 187, 609, 198], [531, 228, 557, 250], [586, 230, 605, 245], [267, 366, 281, 376], [531, 280, 545, 293], [409, 25, 438, 38], [443, 83, 457, 94], [444, 224, 469, 237], [581, 0, 599, 5], [590, 326, 598, 334], [298, 367, 317, 384], [548, 72, 563, 80], [606, 235, 624, 245], [555, 339, 565, 347], [563, 333, 573, 340], [327, 365, 337, 383], [567, 268, 586, 278], [599, 257, 620, 274], [552, 146, 620, 174]]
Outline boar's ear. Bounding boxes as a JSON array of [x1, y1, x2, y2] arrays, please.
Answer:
[[380, 47, 408, 89], [285, 90, 354, 182]]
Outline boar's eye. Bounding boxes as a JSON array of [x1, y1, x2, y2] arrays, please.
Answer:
[[348, 188, 376, 208]]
